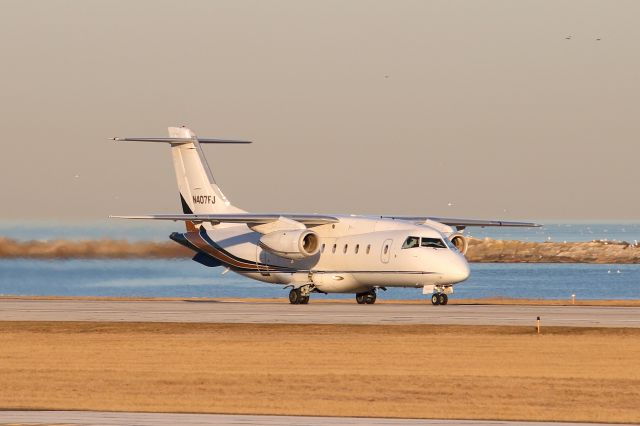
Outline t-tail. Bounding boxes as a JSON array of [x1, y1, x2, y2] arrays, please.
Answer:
[[113, 126, 250, 230]]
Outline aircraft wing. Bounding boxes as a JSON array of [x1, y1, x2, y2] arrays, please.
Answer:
[[382, 216, 541, 228], [110, 214, 339, 226]]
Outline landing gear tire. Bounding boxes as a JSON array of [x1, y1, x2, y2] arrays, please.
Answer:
[[431, 293, 448, 306], [289, 288, 302, 304], [300, 295, 310, 304], [365, 292, 376, 304], [356, 290, 377, 304]]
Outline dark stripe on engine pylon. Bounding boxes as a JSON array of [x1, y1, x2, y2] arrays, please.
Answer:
[[185, 230, 266, 272], [198, 227, 290, 271], [196, 227, 297, 273]]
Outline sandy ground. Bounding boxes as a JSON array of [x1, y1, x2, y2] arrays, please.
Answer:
[[0, 322, 638, 423]]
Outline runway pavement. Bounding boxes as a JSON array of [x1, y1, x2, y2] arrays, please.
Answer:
[[0, 411, 635, 426], [0, 298, 639, 327]]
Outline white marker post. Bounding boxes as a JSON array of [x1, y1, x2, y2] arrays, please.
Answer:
[[572, 294, 576, 305], [536, 316, 541, 334]]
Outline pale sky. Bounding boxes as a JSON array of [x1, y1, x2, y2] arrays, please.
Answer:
[[1, 0, 638, 221]]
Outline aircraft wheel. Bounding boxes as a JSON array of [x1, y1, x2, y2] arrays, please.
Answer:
[[300, 295, 310, 304], [289, 289, 302, 304], [438, 293, 448, 305], [431, 294, 440, 305], [355, 293, 367, 304], [365, 292, 377, 304]]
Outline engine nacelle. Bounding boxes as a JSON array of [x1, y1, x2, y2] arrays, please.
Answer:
[[449, 233, 468, 255], [259, 229, 321, 260]]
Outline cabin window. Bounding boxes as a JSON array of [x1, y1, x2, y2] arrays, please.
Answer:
[[366, 244, 371, 254], [321, 243, 325, 253], [332, 244, 337, 254], [384, 245, 389, 255], [355, 244, 359, 254], [421, 237, 447, 249], [402, 236, 420, 249], [343, 244, 348, 254]]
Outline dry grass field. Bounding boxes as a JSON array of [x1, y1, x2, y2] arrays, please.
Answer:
[[0, 322, 638, 423]]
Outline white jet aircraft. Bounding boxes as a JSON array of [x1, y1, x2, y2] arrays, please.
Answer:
[[112, 127, 539, 305]]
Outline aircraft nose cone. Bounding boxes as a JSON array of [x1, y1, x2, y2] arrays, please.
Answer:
[[448, 256, 470, 283]]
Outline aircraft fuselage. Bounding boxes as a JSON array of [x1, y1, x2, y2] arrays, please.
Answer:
[[172, 215, 470, 294]]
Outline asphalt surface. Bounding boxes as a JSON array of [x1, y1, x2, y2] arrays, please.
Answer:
[[0, 299, 639, 327], [0, 411, 634, 426]]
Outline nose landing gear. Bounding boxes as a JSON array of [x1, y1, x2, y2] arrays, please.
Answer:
[[430, 293, 448, 305], [424, 285, 452, 306]]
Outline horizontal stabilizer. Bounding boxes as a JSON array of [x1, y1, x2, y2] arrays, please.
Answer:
[[110, 213, 339, 226], [383, 216, 541, 228], [112, 137, 252, 144]]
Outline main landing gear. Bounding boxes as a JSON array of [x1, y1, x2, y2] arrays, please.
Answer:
[[289, 288, 309, 304], [355, 289, 377, 305], [289, 284, 316, 304], [430, 293, 448, 305]]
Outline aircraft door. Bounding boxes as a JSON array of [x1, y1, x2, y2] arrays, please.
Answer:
[[380, 239, 393, 263]]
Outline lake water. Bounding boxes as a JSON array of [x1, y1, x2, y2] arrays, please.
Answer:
[[1, 259, 638, 300], [0, 222, 638, 300]]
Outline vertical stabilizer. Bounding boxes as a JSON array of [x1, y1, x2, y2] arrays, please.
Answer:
[[168, 127, 245, 219], [113, 126, 248, 231]]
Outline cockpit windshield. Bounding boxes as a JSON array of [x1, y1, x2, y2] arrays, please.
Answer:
[[402, 236, 420, 249], [402, 236, 448, 249], [420, 237, 447, 249], [443, 237, 458, 251]]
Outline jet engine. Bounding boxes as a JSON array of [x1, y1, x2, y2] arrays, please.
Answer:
[[449, 233, 468, 255], [259, 229, 321, 260]]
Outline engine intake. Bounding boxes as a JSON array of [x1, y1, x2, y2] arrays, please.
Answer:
[[449, 233, 468, 255], [259, 229, 321, 260]]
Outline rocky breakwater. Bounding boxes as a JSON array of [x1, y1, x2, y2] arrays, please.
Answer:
[[466, 238, 640, 264], [1, 236, 640, 264], [0, 237, 190, 259]]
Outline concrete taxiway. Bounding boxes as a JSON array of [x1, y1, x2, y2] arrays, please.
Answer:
[[0, 411, 635, 426], [0, 299, 639, 327]]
